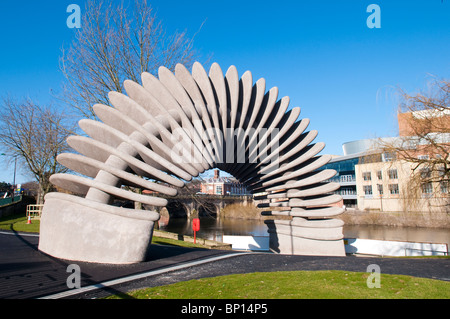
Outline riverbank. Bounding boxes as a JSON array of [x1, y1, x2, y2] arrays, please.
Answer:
[[339, 209, 450, 228], [153, 230, 232, 250], [220, 203, 290, 220], [221, 203, 450, 228]]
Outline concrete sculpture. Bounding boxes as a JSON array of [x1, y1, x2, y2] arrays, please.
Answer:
[[38, 62, 345, 264]]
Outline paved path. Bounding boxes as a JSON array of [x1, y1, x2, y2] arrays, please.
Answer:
[[0, 231, 448, 299]]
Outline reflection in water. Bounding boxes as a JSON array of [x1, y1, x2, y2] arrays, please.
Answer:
[[158, 216, 450, 246], [158, 216, 268, 242]]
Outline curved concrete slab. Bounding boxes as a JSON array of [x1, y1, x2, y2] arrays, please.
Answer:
[[39, 61, 345, 263]]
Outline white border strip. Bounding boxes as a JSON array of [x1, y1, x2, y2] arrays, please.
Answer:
[[0, 231, 39, 237], [38, 252, 249, 299]]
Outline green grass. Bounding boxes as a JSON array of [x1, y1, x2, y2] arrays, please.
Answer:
[[151, 235, 209, 249], [0, 213, 40, 233], [107, 270, 450, 299]]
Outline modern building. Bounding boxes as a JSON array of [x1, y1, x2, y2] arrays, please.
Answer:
[[201, 169, 250, 196], [355, 159, 408, 212], [318, 137, 402, 209], [355, 157, 449, 213], [318, 153, 361, 208], [324, 109, 449, 213], [353, 109, 449, 213]]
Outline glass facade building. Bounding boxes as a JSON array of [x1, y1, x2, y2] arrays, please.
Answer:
[[317, 154, 363, 207]]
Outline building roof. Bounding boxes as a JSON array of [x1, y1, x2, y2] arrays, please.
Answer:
[[341, 137, 398, 156]]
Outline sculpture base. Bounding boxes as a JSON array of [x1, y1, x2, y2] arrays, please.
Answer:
[[38, 193, 160, 264], [264, 218, 346, 256]]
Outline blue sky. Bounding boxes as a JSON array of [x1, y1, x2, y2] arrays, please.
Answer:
[[0, 0, 449, 184]]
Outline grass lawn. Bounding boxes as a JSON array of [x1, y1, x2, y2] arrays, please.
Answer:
[[151, 235, 209, 249], [0, 213, 40, 233], [107, 270, 450, 299]]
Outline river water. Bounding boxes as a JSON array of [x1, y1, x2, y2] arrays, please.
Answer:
[[158, 216, 450, 247]]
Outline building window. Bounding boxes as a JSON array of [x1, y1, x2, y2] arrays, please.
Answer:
[[376, 171, 382, 180], [420, 168, 431, 179], [363, 185, 372, 195], [421, 182, 433, 194], [441, 181, 449, 194], [340, 175, 355, 183], [339, 187, 356, 195], [382, 152, 395, 162], [215, 185, 223, 195], [377, 184, 383, 195], [418, 155, 429, 160], [363, 172, 372, 181], [389, 184, 399, 195], [388, 169, 398, 180]]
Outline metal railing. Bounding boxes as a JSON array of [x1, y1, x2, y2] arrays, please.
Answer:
[[404, 247, 448, 256]]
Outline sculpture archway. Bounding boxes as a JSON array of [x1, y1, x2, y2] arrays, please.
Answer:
[[38, 62, 345, 264]]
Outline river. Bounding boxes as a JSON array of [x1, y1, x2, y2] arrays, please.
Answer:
[[157, 215, 450, 247]]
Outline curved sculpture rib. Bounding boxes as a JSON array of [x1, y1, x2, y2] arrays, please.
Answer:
[[38, 61, 345, 264]]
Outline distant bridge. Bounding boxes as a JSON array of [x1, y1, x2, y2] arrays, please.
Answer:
[[145, 194, 254, 218]]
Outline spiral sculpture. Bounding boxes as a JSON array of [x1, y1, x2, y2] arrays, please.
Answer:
[[38, 62, 345, 264]]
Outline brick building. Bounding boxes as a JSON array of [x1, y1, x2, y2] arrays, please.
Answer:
[[200, 170, 250, 195]]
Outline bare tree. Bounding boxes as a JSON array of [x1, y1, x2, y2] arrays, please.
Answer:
[[380, 78, 450, 212], [0, 97, 73, 204], [58, 0, 204, 210], [59, 0, 201, 119]]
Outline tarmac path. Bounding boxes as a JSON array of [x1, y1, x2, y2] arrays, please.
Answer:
[[0, 230, 448, 299]]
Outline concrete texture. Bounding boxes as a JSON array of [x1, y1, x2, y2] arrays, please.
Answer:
[[39, 193, 159, 264], [39, 62, 345, 263], [265, 218, 345, 256]]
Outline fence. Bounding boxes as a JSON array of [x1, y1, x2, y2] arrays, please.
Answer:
[[26, 204, 44, 220], [0, 195, 22, 207]]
